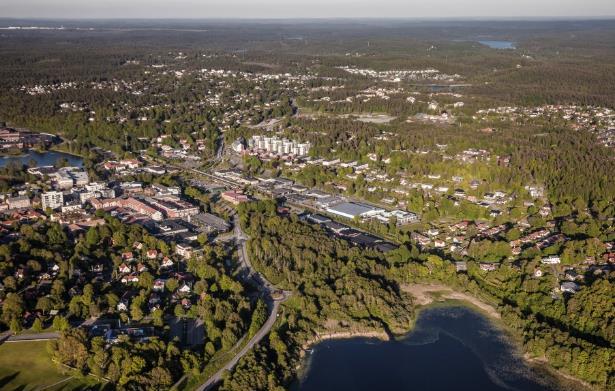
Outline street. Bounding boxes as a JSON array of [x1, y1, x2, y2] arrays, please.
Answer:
[[194, 212, 289, 391]]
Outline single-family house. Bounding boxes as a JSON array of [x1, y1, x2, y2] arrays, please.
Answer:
[[560, 281, 580, 294], [541, 255, 561, 265], [118, 263, 131, 274], [121, 274, 139, 284]]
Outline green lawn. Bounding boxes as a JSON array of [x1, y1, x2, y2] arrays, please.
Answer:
[[0, 341, 102, 390]]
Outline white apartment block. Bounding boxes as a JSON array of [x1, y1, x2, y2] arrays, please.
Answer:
[[41, 191, 64, 210], [248, 135, 310, 156]]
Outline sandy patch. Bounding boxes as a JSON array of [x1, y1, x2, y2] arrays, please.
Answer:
[[401, 283, 501, 319]]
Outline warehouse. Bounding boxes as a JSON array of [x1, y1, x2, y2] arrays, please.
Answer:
[[325, 201, 384, 219]]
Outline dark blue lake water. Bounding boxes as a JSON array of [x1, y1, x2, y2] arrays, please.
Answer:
[[0, 150, 83, 168], [295, 306, 567, 391], [478, 40, 516, 49]]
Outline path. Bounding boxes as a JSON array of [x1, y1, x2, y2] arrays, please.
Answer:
[[5, 332, 60, 342], [1, 316, 98, 344], [38, 376, 74, 390]]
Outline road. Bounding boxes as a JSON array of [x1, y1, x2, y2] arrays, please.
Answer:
[[194, 214, 289, 391], [4, 331, 60, 342], [0, 316, 98, 345], [188, 167, 240, 188], [195, 300, 282, 391], [157, 155, 289, 390], [214, 136, 225, 162]]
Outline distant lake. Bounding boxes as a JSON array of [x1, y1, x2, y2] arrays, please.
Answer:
[[295, 306, 571, 391], [0, 150, 83, 168], [478, 40, 516, 49]]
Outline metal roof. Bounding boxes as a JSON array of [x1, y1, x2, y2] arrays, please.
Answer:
[[327, 202, 377, 217]]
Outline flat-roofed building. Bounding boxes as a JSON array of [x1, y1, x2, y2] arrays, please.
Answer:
[[41, 191, 64, 210], [326, 202, 384, 220], [7, 195, 31, 210], [221, 191, 249, 205], [190, 213, 230, 233], [122, 197, 163, 220], [145, 196, 199, 219]]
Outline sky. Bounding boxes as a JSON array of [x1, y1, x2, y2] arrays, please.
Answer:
[[1, 0, 614, 19]]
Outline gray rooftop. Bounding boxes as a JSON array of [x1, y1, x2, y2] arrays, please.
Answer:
[[327, 202, 377, 218], [191, 213, 230, 231]]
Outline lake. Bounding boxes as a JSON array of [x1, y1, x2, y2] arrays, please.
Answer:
[[295, 306, 572, 391], [0, 150, 83, 168], [478, 40, 516, 49]]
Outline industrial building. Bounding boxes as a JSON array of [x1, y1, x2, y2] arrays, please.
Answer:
[[325, 201, 385, 220]]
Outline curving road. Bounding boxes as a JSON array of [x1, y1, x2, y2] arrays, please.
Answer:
[[195, 299, 282, 391], [194, 214, 289, 391]]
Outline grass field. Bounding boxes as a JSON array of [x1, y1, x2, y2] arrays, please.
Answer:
[[0, 341, 102, 390]]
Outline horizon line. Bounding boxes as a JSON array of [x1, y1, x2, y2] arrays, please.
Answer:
[[2, 16, 615, 21]]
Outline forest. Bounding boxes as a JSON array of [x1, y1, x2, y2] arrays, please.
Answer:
[[217, 201, 614, 391], [0, 18, 613, 391]]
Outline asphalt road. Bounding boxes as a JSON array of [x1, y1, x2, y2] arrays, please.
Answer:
[[195, 300, 282, 391], [194, 214, 289, 391]]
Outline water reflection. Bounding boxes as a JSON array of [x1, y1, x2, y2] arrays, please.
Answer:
[[296, 306, 570, 391]]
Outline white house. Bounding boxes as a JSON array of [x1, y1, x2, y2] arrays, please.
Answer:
[[541, 255, 561, 265], [479, 263, 498, 271], [153, 279, 166, 292], [560, 281, 580, 294], [121, 274, 139, 284]]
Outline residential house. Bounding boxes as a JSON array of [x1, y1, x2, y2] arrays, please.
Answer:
[[176, 243, 195, 258], [153, 279, 166, 292], [541, 255, 561, 265], [178, 283, 191, 294], [161, 257, 174, 268], [479, 263, 498, 271], [455, 262, 467, 272], [117, 301, 129, 312], [118, 264, 131, 274], [560, 281, 580, 294], [121, 274, 140, 284]]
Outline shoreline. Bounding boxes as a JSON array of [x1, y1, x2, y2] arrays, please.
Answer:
[[49, 145, 87, 159], [297, 283, 502, 357], [296, 284, 593, 391], [300, 329, 389, 353], [524, 354, 594, 390], [0, 148, 83, 159], [401, 282, 501, 319], [402, 282, 593, 391]]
